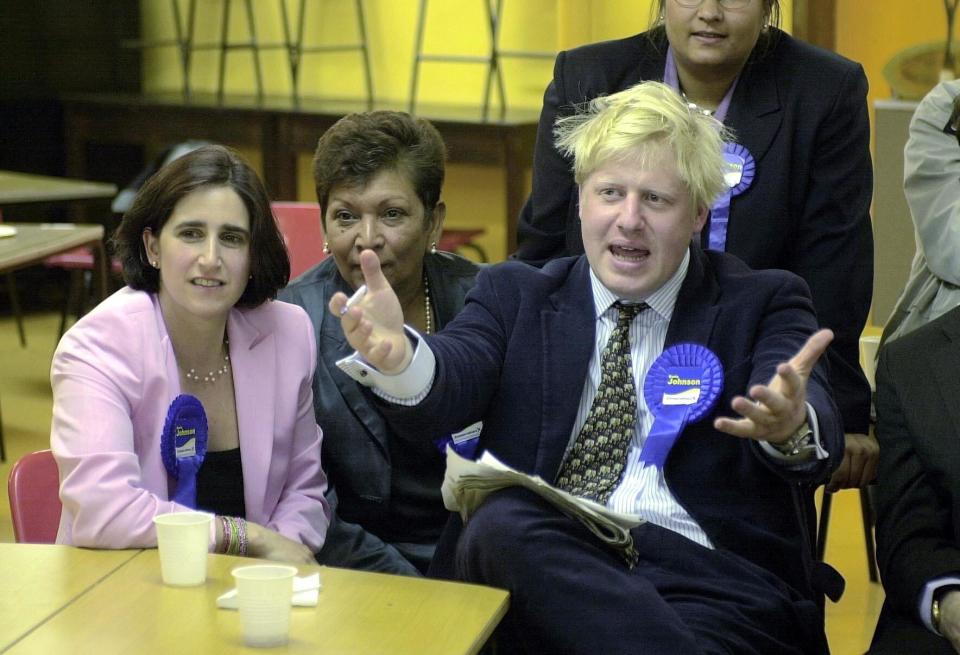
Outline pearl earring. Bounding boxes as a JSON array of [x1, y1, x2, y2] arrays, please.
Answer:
[[322, 241, 330, 254], [430, 241, 438, 255], [152, 260, 159, 268]]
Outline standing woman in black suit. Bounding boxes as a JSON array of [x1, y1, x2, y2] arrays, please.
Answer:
[[515, 0, 876, 490]]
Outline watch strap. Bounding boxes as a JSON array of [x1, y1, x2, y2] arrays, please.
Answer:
[[771, 420, 814, 457]]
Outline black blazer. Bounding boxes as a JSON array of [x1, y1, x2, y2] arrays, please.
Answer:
[[279, 253, 480, 569], [515, 28, 874, 434], [870, 307, 960, 654], [380, 246, 843, 601]]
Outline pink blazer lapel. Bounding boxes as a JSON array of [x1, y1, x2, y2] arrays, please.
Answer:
[[227, 308, 278, 523]]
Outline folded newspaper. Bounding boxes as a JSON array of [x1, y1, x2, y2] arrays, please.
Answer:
[[442, 447, 645, 566]]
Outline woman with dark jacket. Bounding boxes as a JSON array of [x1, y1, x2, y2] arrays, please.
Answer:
[[280, 111, 480, 575]]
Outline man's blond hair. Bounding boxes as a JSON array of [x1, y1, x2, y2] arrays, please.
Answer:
[[554, 81, 728, 210]]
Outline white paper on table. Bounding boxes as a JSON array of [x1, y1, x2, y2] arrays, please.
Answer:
[[216, 572, 322, 610]]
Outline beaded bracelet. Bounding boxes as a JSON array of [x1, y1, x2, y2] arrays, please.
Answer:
[[227, 517, 240, 556], [216, 516, 248, 556], [235, 517, 248, 556], [217, 515, 233, 554]]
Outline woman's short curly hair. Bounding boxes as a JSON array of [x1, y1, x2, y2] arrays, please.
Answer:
[[312, 111, 446, 226], [112, 144, 289, 307]]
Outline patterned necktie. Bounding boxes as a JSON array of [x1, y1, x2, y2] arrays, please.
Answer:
[[555, 301, 647, 504]]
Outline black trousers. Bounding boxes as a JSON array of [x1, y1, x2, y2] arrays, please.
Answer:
[[456, 487, 827, 655]]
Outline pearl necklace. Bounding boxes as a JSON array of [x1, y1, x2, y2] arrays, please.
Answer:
[[185, 339, 231, 384], [423, 272, 433, 335], [680, 91, 715, 117]]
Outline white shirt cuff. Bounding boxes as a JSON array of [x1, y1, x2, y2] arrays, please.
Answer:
[[335, 326, 435, 405], [760, 403, 829, 465], [921, 577, 960, 634]]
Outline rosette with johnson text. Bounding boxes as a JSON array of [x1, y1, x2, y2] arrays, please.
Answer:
[[160, 394, 208, 507], [640, 344, 723, 468], [708, 143, 755, 251]]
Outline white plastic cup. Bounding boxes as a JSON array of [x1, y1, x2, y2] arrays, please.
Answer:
[[152, 511, 212, 586], [232, 564, 297, 647]]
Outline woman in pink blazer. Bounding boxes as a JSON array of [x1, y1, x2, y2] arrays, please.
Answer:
[[51, 145, 330, 563]]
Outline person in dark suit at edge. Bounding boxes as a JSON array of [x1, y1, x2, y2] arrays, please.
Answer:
[[868, 305, 960, 654], [515, 0, 876, 493], [328, 81, 843, 654]]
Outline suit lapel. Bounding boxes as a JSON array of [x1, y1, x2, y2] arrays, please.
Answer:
[[931, 319, 960, 437], [319, 307, 392, 459], [725, 46, 782, 164], [665, 246, 721, 348], [635, 35, 667, 83], [152, 295, 182, 499], [538, 258, 598, 479], [229, 309, 278, 520]]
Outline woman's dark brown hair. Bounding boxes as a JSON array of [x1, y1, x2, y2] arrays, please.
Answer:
[[312, 111, 446, 226], [112, 144, 289, 307]]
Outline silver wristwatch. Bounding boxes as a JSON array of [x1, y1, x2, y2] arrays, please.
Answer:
[[771, 421, 815, 458]]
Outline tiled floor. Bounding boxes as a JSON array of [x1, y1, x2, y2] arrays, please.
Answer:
[[0, 311, 883, 653]]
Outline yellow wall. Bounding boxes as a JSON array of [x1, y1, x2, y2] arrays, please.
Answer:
[[836, 1, 946, 114], [835, 1, 948, 326], [140, 0, 792, 261]]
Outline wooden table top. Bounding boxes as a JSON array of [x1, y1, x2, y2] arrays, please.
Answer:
[[0, 171, 116, 206], [0, 544, 140, 651], [7, 548, 509, 655], [0, 223, 105, 273]]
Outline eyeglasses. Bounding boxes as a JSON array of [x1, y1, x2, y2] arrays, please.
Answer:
[[673, 0, 753, 9]]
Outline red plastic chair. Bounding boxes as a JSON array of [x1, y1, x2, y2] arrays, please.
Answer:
[[439, 228, 488, 262], [271, 201, 327, 279], [7, 449, 62, 544]]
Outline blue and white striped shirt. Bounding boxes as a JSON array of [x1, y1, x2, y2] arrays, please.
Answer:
[[570, 251, 714, 547]]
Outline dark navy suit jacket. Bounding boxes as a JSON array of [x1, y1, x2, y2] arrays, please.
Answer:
[[515, 28, 874, 434], [869, 306, 960, 653], [380, 246, 843, 599]]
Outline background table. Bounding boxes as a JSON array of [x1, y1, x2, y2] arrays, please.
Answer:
[[0, 223, 108, 457], [6, 548, 509, 654], [0, 224, 107, 300], [0, 544, 140, 651], [0, 171, 117, 206], [62, 92, 537, 253]]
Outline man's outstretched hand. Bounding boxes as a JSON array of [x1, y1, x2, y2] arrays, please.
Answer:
[[714, 329, 833, 444], [328, 249, 411, 374]]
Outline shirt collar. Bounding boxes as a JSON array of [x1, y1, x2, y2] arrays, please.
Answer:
[[588, 248, 690, 323]]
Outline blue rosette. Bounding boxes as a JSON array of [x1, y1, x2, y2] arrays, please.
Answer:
[[708, 142, 756, 251], [160, 394, 208, 507], [640, 344, 724, 468], [434, 421, 482, 460]]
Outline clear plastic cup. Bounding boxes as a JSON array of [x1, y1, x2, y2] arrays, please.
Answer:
[[152, 511, 212, 586], [232, 564, 297, 647]]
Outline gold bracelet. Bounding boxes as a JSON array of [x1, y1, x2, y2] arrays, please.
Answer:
[[933, 596, 943, 634]]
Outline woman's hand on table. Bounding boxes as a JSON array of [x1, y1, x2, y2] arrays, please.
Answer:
[[245, 522, 316, 564]]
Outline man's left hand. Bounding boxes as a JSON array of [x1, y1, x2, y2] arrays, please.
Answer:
[[939, 589, 960, 653], [825, 432, 879, 492], [714, 329, 833, 444]]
